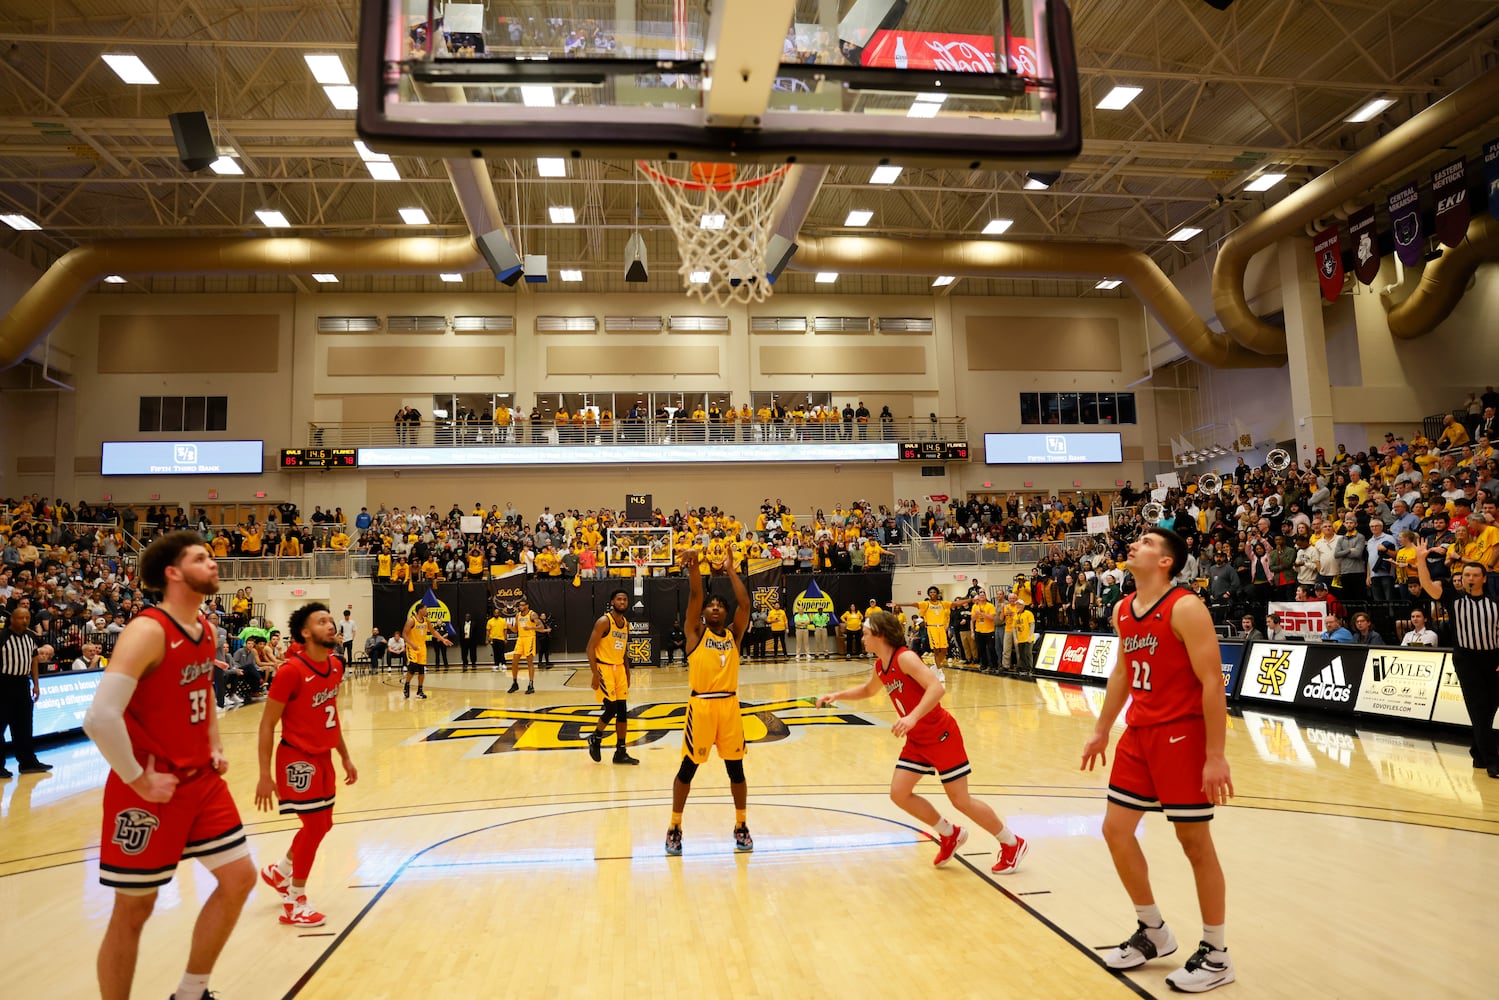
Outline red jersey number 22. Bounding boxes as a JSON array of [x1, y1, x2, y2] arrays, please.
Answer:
[[1130, 659, 1153, 692]]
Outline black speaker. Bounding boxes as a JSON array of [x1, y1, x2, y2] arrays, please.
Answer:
[[624, 232, 648, 282], [167, 111, 216, 171], [476, 229, 525, 286]]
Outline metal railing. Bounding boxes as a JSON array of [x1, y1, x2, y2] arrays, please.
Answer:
[[309, 418, 969, 449]]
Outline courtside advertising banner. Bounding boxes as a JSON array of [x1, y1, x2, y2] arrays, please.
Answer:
[[1032, 632, 1067, 674], [1083, 634, 1118, 678], [1430, 653, 1471, 727], [1238, 642, 1309, 705], [1289, 644, 1364, 715], [1353, 647, 1444, 720], [1218, 641, 1246, 694], [34, 669, 103, 738], [1267, 601, 1326, 635], [1057, 634, 1091, 674]]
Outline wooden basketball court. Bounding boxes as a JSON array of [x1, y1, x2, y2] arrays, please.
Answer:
[[4, 660, 1495, 999]]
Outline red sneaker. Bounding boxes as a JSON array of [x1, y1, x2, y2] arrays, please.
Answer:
[[932, 824, 968, 867], [280, 895, 326, 927], [991, 834, 1028, 874], [259, 862, 290, 896]]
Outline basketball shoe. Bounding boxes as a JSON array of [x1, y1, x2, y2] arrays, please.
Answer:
[[613, 747, 639, 765], [508, 680, 519, 693], [733, 824, 754, 853], [932, 824, 967, 867], [402, 681, 410, 699], [1164, 943, 1235, 992], [1103, 921, 1178, 970], [280, 896, 326, 928], [587, 731, 603, 762], [259, 862, 290, 896], [991, 834, 1028, 874], [664, 826, 683, 856]]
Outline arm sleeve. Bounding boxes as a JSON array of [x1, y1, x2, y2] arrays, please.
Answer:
[[81, 672, 145, 784]]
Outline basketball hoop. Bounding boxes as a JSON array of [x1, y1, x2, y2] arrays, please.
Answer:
[[637, 160, 792, 305], [633, 556, 648, 597]]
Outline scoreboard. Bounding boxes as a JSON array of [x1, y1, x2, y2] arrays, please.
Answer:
[[280, 448, 359, 469], [899, 441, 969, 461]]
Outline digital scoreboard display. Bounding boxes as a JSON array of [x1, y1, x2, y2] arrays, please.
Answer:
[[280, 448, 359, 468], [899, 441, 969, 461]]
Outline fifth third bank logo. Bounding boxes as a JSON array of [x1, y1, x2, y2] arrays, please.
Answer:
[[1045, 435, 1066, 455], [174, 443, 198, 464]]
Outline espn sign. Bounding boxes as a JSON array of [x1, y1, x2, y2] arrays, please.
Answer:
[[1267, 601, 1326, 635]]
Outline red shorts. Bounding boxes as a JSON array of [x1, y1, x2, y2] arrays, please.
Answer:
[[275, 742, 337, 816], [1107, 717, 1213, 822], [99, 768, 246, 892], [895, 719, 971, 784]]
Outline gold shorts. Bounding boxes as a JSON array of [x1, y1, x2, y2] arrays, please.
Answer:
[[594, 661, 628, 702], [683, 695, 745, 764]]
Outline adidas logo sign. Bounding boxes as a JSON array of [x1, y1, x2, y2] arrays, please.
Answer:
[[1302, 656, 1353, 702]]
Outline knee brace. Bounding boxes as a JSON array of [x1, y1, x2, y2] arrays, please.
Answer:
[[290, 808, 334, 881], [724, 759, 746, 784], [675, 758, 700, 785]]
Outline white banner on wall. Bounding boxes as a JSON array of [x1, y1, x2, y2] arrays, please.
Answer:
[[1268, 601, 1326, 635]]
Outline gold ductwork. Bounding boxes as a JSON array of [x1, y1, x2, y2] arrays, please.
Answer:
[[1382, 215, 1499, 339], [791, 235, 1283, 369], [0, 236, 484, 368], [1213, 63, 1499, 356]]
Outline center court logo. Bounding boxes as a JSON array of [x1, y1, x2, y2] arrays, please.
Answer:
[[407, 698, 880, 757], [1302, 656, 1353, 702]]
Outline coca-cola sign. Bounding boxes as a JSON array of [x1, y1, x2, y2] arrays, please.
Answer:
[[861, 30, 1039, 77]]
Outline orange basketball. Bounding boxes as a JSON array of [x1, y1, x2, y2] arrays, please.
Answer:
[[690, 162, 737, 186]]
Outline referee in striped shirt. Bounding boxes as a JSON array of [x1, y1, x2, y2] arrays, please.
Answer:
[[1416, 541, 1499, 778], [1, 606, 55, 777]]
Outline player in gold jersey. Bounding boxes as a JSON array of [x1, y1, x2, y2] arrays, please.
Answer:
[[666, 546, 751, 856], [507, 599, 547, 694], [585, 590, 638, 765]]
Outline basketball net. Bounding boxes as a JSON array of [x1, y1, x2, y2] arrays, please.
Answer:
[[637, 161, 792, 305], [633, 556, 648, 596]]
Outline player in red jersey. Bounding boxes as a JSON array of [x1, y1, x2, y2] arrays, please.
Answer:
[[1081, 526, 1236, 993], [817, 610, 1028, 873], [254, 602, 358, 928], [82, 531, 255, 1000]]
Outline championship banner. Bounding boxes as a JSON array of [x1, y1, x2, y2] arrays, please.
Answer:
[[1313, 225, 1343, 301], [1347, 204, 1381, 285], [1387, 182, 1423, 266], [1484, 138, 1499, 221], [1267, 601, 1325, 635], [1431, 157, 1470, 248]]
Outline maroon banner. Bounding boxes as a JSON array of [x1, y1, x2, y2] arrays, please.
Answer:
[[861, 30, 1038, 76], [1346, 205, 1380, 285], [1313, 225, 1343, 302], [1432, 157, 1470, 248]]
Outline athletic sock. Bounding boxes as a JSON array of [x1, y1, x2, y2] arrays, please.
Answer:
[[934, 817, 954, 837], [670, 812, 683, 828], [1202, 923, 1226, 952], [277, 857, 293, 878], [735, 809, 747, 825], [1134, 903, 1164, 929], [996, 825, 1018, 847], [175, 972, 210, 1000]]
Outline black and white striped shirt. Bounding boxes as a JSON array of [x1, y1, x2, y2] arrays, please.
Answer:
[[1438, 582, 1499, 651], [0, 628, 37, 677]]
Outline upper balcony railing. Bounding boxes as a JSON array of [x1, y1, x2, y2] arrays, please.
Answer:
[[308, 418, 968, 450]]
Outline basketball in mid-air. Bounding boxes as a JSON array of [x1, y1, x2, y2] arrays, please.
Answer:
[[691, 162, 738, 186]]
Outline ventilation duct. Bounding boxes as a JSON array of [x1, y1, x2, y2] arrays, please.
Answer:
[[535, 315, 598, 333], [1212, 62, 1499, 356], [0, 236, 484, 369], [669, 315, 729, 332], [316, 316, 381, 333], [878, 317, 934, 333], [790, 236, 1280, 368], [750, 316, 807, 332], [604, 315, 663, 332], [813, 316, 873, 333], [452, 315, 514, 332], [1382, 215, 1499, 340], [386, 315, 448, 332]]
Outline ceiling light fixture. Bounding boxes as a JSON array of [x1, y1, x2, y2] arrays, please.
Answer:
[[1167, 226, 1202, 242], [439, 273, 463, 282], [549, 206, 576, 224], [208, 156, 242, 175], [689, 271, 711, 284], [102, 54, 158, 85], [0, 214, 42, 231], [932, 275, 956, 287], [982, 218, 1014, 235], [1095, 279, 1123, 290], [699, 213, 726, 230], [255, 209, 290, 228], [869, 165, 902, 184], [906, 101, 941, 118], [845, 210, 873, 227], [366, 162, 400, 181], [303, 54, 349, 86], [103, 275, 127, 284], [353, 141, 387, 162], [1024, 171, 1060, 190], [1344, 97, 1396, 123], [1244, 172, 1286, 192], [398, 207, 430, 225], [1096, 85, 1142, 110], [323, 85, 359, 110], [560, 269, 584, 281], [536, 157, 567, 177], [312, 273, 339, 283], [815, 272, 839, 283], [520, 86, 556, 108]]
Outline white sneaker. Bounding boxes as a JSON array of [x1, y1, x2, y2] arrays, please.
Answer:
[[1165, 943, 1234, 993], [1102, 921, 1177, 970]]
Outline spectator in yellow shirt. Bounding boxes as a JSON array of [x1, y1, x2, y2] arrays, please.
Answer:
[[840, 604, 864, 657], [328, 530, 350, 550], [766, 601, 788, 658], [1012, 604, 1036, 673], [971, 596, 997, 672]]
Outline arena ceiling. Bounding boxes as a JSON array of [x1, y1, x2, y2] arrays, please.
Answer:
[[1, 0, 1497, 299]]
